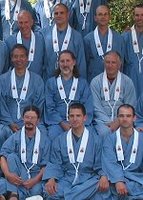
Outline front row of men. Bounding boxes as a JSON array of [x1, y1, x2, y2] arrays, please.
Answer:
[[0, 103, 143, 200]]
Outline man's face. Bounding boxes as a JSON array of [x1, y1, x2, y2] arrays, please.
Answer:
[[118, 107, 135, 129], [18, 12, 33, 36], [134, 7, 143, 28], [104, 53, 121, 79], [68, 108, 86, 130], [11, 48, 28, 69], [23, 111, 39, 131], [59, 53, 75, 77], [54, 5, 69, 26], [95, 6, 110, 27]]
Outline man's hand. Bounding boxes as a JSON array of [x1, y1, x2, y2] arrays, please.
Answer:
[[107, 119, 119, 132], [6, 172, 23, 186], [60, 121, 71, 131], [45, 178, 57, 195], [22, 178, 37, 189], [115, 182, 128, 196], [9, 123, 20, 132], [98, 176, 109, 192]]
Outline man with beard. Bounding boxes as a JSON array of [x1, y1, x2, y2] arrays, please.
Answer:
[[0, 105, 50, 200]]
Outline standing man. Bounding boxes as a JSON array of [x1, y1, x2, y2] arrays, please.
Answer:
[[90, 51, 136, 137], [84, 5, 124, 82], [42, 3, 87, 80], [0, 105, 50, 200], [0, 0, 37, 40], [122, 4, 143, 98], [0, 44, 45, 143], [44, 50, 93, 141], [5, 10, 45, 76], [43, 103, 111, 200], [102, 104, 143, 199]]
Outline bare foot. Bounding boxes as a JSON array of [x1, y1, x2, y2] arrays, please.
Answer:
[[0, 195, 6, 200], [9, 193, 18, 200]]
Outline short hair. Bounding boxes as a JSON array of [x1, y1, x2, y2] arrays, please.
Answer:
[[23, 105, 41, 119], [104, 50, 122, 61], [134, 3, 143, 9], [10, 44, 28, 58], [95, 4, 110, 15], [68, 103, 86, 116], [54, 3, 69, 13], [55, 50, 79, 78], [117, 104, 135, 116]]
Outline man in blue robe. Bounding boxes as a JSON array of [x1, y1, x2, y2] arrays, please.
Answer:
[[0, 0, 38, 40], [0, 105, 50, 200], [43, 103, 112, 200], [42, 3, 87, 80], [69, 0, 107, 37], [90, 51, 136, 137], [5, 10, 45, 76], [44, 50, 93, 141], [0, 40, 9, 74], [84, 5, 124, 82], [102, 104, 143, 200], [122, 4, 143, 99], [0, 44, 45, 147]]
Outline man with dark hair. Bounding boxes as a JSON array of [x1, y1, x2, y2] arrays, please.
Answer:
[[102, 104, 143, 199], [42, 3, 86, 80], [0, 105, 50, 200], [90, 51, 136, 137], [44, 50, 93, 141], [43, 103, 112, 200], [0, 44, 45, 147], [122, 3, 143, 98]]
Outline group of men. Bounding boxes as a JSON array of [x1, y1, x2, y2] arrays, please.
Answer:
[[0, 0, 143, 200]]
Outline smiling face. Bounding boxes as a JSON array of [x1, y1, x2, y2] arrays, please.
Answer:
[[54, 4, 69, 27], [134, 7, 143, 28], [23, 110, 39, 131], [59, 52, 76, 78], [95, 5, 110, 27]]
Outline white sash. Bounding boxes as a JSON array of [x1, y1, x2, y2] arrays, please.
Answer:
[[5, 0, 21, 35], [94, 26, 113, 58], [21, 126, 41, 179], [44, 0, 54, 26], [57, 76, 78, 121], [17, 31, 35, 64], [79, 0, 92, 30], [67, 127, 89, 184], [116, 128, 139, 170], [103, 71, 121, 121], [52, 24, 72, 68], [11, 68, 30, 119], [131, 25, 143, 73]]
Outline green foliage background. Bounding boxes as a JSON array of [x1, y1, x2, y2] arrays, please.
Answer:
[[28, 0, 143, 32]]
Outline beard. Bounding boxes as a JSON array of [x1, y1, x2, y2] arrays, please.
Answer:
[[25, 122, 34, 131]]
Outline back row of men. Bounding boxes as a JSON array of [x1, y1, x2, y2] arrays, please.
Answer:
[[0, 2, 143, 98]]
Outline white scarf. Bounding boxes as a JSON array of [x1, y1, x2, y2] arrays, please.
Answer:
[[94, 26, 113, 58], [131, 25, 143, 73], [57, 76, 78, 121], [116, 128, 139, 170], [44, 0, 54, 26], [5, 0, 21, 35], [67, 127, 89, 184], [21, 126, 41, 179], [103, 71, 121, 121], [11, 68, 30, 119], [79, 0, 92, 30], [17, 31, 35, 64]]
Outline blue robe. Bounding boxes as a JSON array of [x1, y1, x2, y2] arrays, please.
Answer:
[[44, 76, 93, 140], [84, 29, 125, 82], [122, 30, 143, 99], [135, 93, 143, 128], [0, 0, 38, 41], [0, 178, 6, 195], [0, 129, 50, 199], [0, 40, 9, 73], [42, 25, 87, 80], [69, 0, 107, 37], [90, 72, 136, 136], [102, 131, 143, 200], [42, 127, 112, 200], [5, 31, 45, 76]]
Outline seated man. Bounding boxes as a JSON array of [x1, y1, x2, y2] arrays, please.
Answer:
[[43, 103, 112, 200], [44, 50, 93, 141], [102, 104, 143, 199], [90, 51, 136, 137], [0, 105, 51, 200]]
